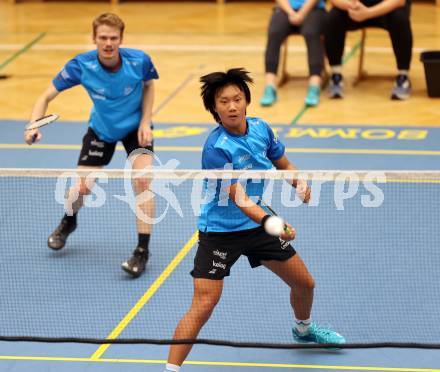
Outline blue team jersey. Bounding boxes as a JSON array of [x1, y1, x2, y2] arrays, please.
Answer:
[[198, 117, 285, 232], [52, 48, 159, 142], [289, 0, 325, 10]]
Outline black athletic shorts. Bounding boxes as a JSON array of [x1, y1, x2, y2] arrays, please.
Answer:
[[191, 226, 296, 280], [77, 127, 154, 166]]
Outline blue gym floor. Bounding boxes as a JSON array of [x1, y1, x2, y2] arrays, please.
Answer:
[[1, 120, 440, 372]]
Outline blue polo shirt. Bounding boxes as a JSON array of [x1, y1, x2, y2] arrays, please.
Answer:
[[289, 0, 325, 10], [198, 117, 285, 232], [52, 48, 158, 142]]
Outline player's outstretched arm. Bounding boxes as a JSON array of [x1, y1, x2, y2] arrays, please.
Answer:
[[25, 84, 60, 145], [272, 155, 311, 203], [138, 80, 155, 147]]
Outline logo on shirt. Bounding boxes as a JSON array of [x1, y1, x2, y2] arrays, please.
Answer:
[[124, 86, 134, 96], [85, 62, 99, 71], [61, 69, 70, 80], [238, 154, 251, 164], [91, 94, 106, 101], [220, 135, 228, 145]]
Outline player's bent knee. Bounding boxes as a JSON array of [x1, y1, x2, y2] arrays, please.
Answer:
[[299, 276, 315, 292], [133, 178, 151, 192], [204, 295, 221, 310], [78, 183, 93, 196], [192, 300, 218, 322], [193, 290, 221, 313]]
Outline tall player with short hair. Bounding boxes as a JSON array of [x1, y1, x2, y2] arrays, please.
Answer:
[[24, 13, 158, 278]]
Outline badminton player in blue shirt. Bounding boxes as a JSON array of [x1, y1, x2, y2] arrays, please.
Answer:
[[164, 68, 345, 372], [24, 13, 158, 278]]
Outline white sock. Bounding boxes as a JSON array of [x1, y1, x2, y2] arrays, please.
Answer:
[[331, 65, 342, 74], [295, 318, 311, 334], [398, 70, 409, 76], [165, 363, 181, 372]]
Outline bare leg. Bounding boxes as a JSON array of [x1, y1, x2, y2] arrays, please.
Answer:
[[264, 72, 277, 87], [64, 165, 102, 215], [130, 153, 154, 234], [48, 166, 102, 250], [120, 153, 155, 277], [167, 278, 223, 366], [263, 255, 346, 344], [262, 254, 315, 320], [309, 74, 321, 87]]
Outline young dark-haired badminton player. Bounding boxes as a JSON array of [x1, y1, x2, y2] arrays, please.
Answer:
[[163, 68, 345, 372]]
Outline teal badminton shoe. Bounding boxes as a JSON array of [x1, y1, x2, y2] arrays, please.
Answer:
[[260, 85, 277, 107], [292, 323, 346, 345], [304, 85, 320, 106]]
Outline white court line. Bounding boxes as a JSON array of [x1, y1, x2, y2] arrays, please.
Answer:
[[0, 43, 428, 53]]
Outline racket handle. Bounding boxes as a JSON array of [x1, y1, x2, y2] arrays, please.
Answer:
[[31, 132, 38, 143]]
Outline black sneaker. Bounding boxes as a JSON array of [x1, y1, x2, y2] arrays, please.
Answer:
[[328, 73, 344, 99], [121, 247, 149, 278], [391, 74, 411, 100], [47, 219, 77, 250]]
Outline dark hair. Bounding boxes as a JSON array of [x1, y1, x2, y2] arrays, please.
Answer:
[[200, 68, 253, 123]]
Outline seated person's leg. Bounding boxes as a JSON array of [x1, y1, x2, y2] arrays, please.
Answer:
[[300, 8, 327, 106], [325, 7, 351, 98], [261, 7, 295, 106], [386, 6, 413, 100]]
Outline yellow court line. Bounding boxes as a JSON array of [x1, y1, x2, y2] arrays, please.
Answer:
[[386, 179, 440, 183], [2, 143, 440, 155], [286, 148, 440, 156], [0, 356, 439, 371], [285, 148, 440, 156], [90, 231, 199, 360]]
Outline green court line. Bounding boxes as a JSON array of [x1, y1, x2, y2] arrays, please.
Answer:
[[2, 143, 440, 156], [0, 33, 46, 71], [0, 356, 439, 371], [290, 39, 362, 125], [342, 40, 363, 65], [290, 104, 308, 125]]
